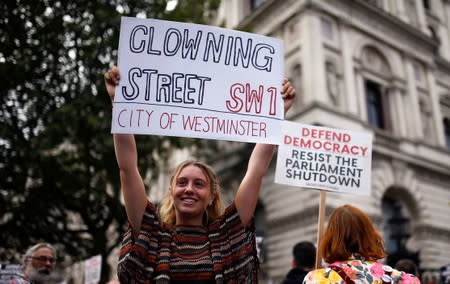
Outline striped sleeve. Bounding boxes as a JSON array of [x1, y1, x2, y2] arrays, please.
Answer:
[[117, 200, 161, 284], [209, 202, 258, 283]]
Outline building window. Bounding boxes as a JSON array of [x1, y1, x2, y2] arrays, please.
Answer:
[[382, 197, 410, 254], [321, 17, 333, 40], [428, 26, 440, 54], [422, 0, 430, 10], [428, 25, 440, 45], [365, 80, 388, 129], [405, 0, 419, 27], [250, 0, 266, 10], [381, 195, 418, 267], [288, 63, 303, 113], [365, 0, 383, 9], [326, 61, 339, 105], [420, 98, 434, 141], [412, 62, 422, 82], [444, 118, 450, 149]]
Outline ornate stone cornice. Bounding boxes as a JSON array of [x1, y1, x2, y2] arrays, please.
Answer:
[[235, 0, 439, 64], [373, 141, 450, 176], [296, 101, 450, 174], [313, 0, 438, 59], [415, 223, 450, 239]]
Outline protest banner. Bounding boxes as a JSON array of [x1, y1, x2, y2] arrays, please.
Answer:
[[112, 17, 285, 144], [0, 264, 21, 281], [275, 121, 373, 195], [274, 121, 373, 267], [441, 264, 450, 284], [84, 255, 101, 284]]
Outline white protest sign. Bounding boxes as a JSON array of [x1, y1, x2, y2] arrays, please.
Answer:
[[112, 17, 284, 144], [84, 255, 101, 284], [275, 121, 373, 195], [0, 264, 21, 281]]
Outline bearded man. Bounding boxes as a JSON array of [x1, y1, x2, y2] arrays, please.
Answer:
[[9, 243, 56, 284]]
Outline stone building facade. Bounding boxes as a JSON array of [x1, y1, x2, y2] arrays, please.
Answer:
[[211, 0, 450, 283]]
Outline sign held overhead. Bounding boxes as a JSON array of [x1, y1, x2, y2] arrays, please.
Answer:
[[112, 17, 285, 145]]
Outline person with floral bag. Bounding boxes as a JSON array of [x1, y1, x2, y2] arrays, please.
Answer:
[[303, 204, 420, 284]]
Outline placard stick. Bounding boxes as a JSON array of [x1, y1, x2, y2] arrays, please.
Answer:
[[315, 190, 327, 269]]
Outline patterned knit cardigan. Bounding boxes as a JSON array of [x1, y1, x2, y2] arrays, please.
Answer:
[[117, 201, 259, 283]]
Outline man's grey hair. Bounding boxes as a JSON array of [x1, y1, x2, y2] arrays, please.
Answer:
[[22, 243, 56, 263]]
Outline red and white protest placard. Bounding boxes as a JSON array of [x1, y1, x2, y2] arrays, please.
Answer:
[[112, 17, 284, 144], [275, 121, 373, 195], [84, 254, 102, 284]]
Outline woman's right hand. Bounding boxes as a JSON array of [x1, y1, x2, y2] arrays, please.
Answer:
[[104, 66, 120, 103]]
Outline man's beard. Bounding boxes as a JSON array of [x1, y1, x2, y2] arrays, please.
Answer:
[[26, 265, 52, 282]]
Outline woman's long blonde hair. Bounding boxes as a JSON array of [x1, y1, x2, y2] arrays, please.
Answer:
[[159, 160, 223, 227]]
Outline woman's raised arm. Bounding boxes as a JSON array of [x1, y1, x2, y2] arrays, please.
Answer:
[[235, 79, 296, 227], [105, 67, 148, 236]]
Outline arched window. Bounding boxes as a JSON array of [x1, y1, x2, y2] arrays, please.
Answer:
[[382, 196, 411, 254], [381, 192, 419, 267]]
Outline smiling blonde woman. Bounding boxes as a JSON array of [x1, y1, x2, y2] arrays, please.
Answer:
[[104, 66, 296, 283]]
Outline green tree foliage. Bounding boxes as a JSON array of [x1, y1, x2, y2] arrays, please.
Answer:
[[0, 0, 220, 281]]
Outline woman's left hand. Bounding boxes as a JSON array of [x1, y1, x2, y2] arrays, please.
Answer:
[[281, 79, 297, 114]]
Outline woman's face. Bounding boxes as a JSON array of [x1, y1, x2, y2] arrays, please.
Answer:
[[172, 164, 214, 226]]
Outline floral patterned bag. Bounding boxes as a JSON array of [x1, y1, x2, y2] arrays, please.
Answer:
[[329, 265, 356, 284]]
